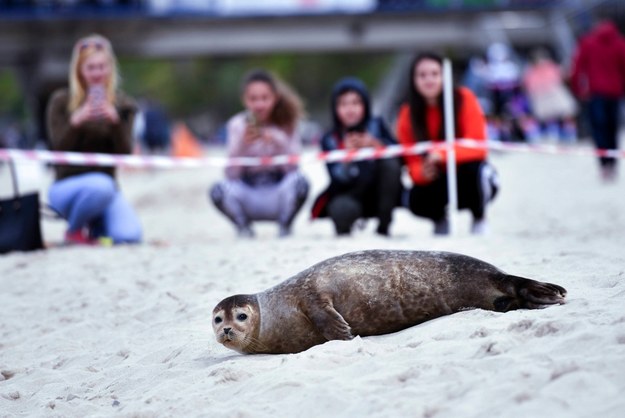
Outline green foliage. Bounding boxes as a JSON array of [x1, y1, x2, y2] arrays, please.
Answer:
[[0, 69, 26, 118], [1, 53, 395, 141], [118, 52, 395, 127]]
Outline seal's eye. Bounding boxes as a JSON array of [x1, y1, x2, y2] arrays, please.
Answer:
[[214, 316, 223, 324], [237, 313, 248, 321]]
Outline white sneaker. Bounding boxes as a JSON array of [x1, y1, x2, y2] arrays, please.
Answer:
[[471, 219, 489, 235]]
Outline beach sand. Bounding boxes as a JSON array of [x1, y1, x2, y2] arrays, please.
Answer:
[[1, 147, 624, 417]]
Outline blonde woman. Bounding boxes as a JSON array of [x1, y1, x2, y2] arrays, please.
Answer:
[[46, 34, 141, 245], [210, 69, 310, 238]]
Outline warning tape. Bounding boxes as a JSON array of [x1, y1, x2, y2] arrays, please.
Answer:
[[0, 140, 622, 168], [0, 142, 432, 168], [459, 139, 625, 159]]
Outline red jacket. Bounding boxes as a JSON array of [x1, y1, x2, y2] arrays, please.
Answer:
[[571, 22, 625, 99], [396, 87, 487, 185]]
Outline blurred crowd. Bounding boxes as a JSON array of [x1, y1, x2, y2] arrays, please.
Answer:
[[1, 17, 624, 248], [460, 19, 625, 181], [462, 43, 577, 144]]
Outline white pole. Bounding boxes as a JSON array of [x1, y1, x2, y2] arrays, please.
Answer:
[[443, 58, 458, 235]]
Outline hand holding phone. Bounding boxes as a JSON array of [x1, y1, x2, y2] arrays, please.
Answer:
[[422, 152, 442, 181], [244, 111, 262, 143], [344, 123, 369, 149], [87, 84, 106, 119], [245, 110, 258, 127], [346, 123, 365, 134], [88, 85, 119, 123]]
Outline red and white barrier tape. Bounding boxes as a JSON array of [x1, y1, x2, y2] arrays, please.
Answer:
[[0, 142, 432, 168], [458, 139, 625, 159], [0, 140, 622, 168]]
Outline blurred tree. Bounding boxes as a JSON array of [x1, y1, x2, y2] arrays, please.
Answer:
[[0, 69, 26, 118], [2, 53, 395, 145], [118, 52, 395, 140]]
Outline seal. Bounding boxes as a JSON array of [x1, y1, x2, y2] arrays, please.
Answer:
[[212, 250, 567, 354]]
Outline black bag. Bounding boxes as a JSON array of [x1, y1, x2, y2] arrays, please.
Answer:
[[0, 159, 45, 254]]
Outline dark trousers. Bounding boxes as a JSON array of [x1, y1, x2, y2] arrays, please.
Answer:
[[588, 96, 620, 168], [407, 161, 487, 222], [327, 158, 402, 235]]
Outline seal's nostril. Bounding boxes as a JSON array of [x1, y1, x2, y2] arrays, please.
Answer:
[[224, 327, 231, 335]]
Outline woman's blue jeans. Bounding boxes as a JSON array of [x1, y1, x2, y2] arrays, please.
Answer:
[[48, 172, 142, 244]]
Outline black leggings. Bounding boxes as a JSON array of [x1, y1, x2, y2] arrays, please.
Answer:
[[407, 161, 488, 222], [588, 95, 620, 168], [327, 158, 402, 235]]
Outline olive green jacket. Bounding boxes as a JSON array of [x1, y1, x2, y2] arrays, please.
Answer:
[[46, 88, 137, 181]]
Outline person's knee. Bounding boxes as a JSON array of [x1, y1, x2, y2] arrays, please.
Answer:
[[295, 175, 310, 200], [328, 195, 361, 233], [209, 183, 225, 206], [328, 195, 360, 214], [408, 187, 444, 220], [479, 162, 499, 203], [47, 185, 69, 216], [376, 159, 402, 203], [48, 173, 114, 213], [377, 158, 402, 177], [84, 173, 117, 204], [107, 216, 142, 244], [407, 188, 425, 216]]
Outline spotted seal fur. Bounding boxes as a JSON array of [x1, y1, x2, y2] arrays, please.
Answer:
[[212, 250, 567, 354]]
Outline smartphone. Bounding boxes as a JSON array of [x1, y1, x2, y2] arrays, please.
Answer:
[[87, 85, 106, 119], [245, 110, 258, 127], [346, 123, 366, 134], [88, 85, 106, 107]]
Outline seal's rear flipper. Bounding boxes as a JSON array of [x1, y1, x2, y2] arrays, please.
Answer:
[[509, 275, 567, 309]]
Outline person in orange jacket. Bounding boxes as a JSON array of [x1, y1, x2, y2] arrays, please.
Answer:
[[396, 52, 499, 235]]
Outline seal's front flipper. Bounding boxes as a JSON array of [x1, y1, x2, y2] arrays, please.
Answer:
[[308, 298, 353, 341], [506, 275, 567, 310]]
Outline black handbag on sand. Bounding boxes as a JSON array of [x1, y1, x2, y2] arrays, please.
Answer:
[[0, 159, 44, 254]]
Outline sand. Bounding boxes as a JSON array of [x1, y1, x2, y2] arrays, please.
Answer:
[[1, 146, 625, 418]]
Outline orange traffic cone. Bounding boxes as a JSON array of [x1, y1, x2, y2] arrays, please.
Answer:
[[171, 123, 203, 158]]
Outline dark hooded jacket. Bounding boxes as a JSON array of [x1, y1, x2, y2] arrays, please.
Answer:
[[571, 21, 625, 99], [311, 77, 397, 219]]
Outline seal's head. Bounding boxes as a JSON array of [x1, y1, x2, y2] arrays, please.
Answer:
[[212, 294, 262, 354]]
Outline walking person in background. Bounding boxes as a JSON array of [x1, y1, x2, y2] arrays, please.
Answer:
[[209, 69, 309, 238], [47, 34, 142, 245], [139, 98, 172, 154], [570, 19, 625, 182], [396, 52, 499, 235], [310, 77, 402, 236], [523, 48, 577, 143], [462, 55, 492, 118], [484, 42, 537, 142]]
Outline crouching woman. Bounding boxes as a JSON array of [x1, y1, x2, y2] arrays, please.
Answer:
[[209, 70, 309, 238], [396, 52, 499, 235]]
